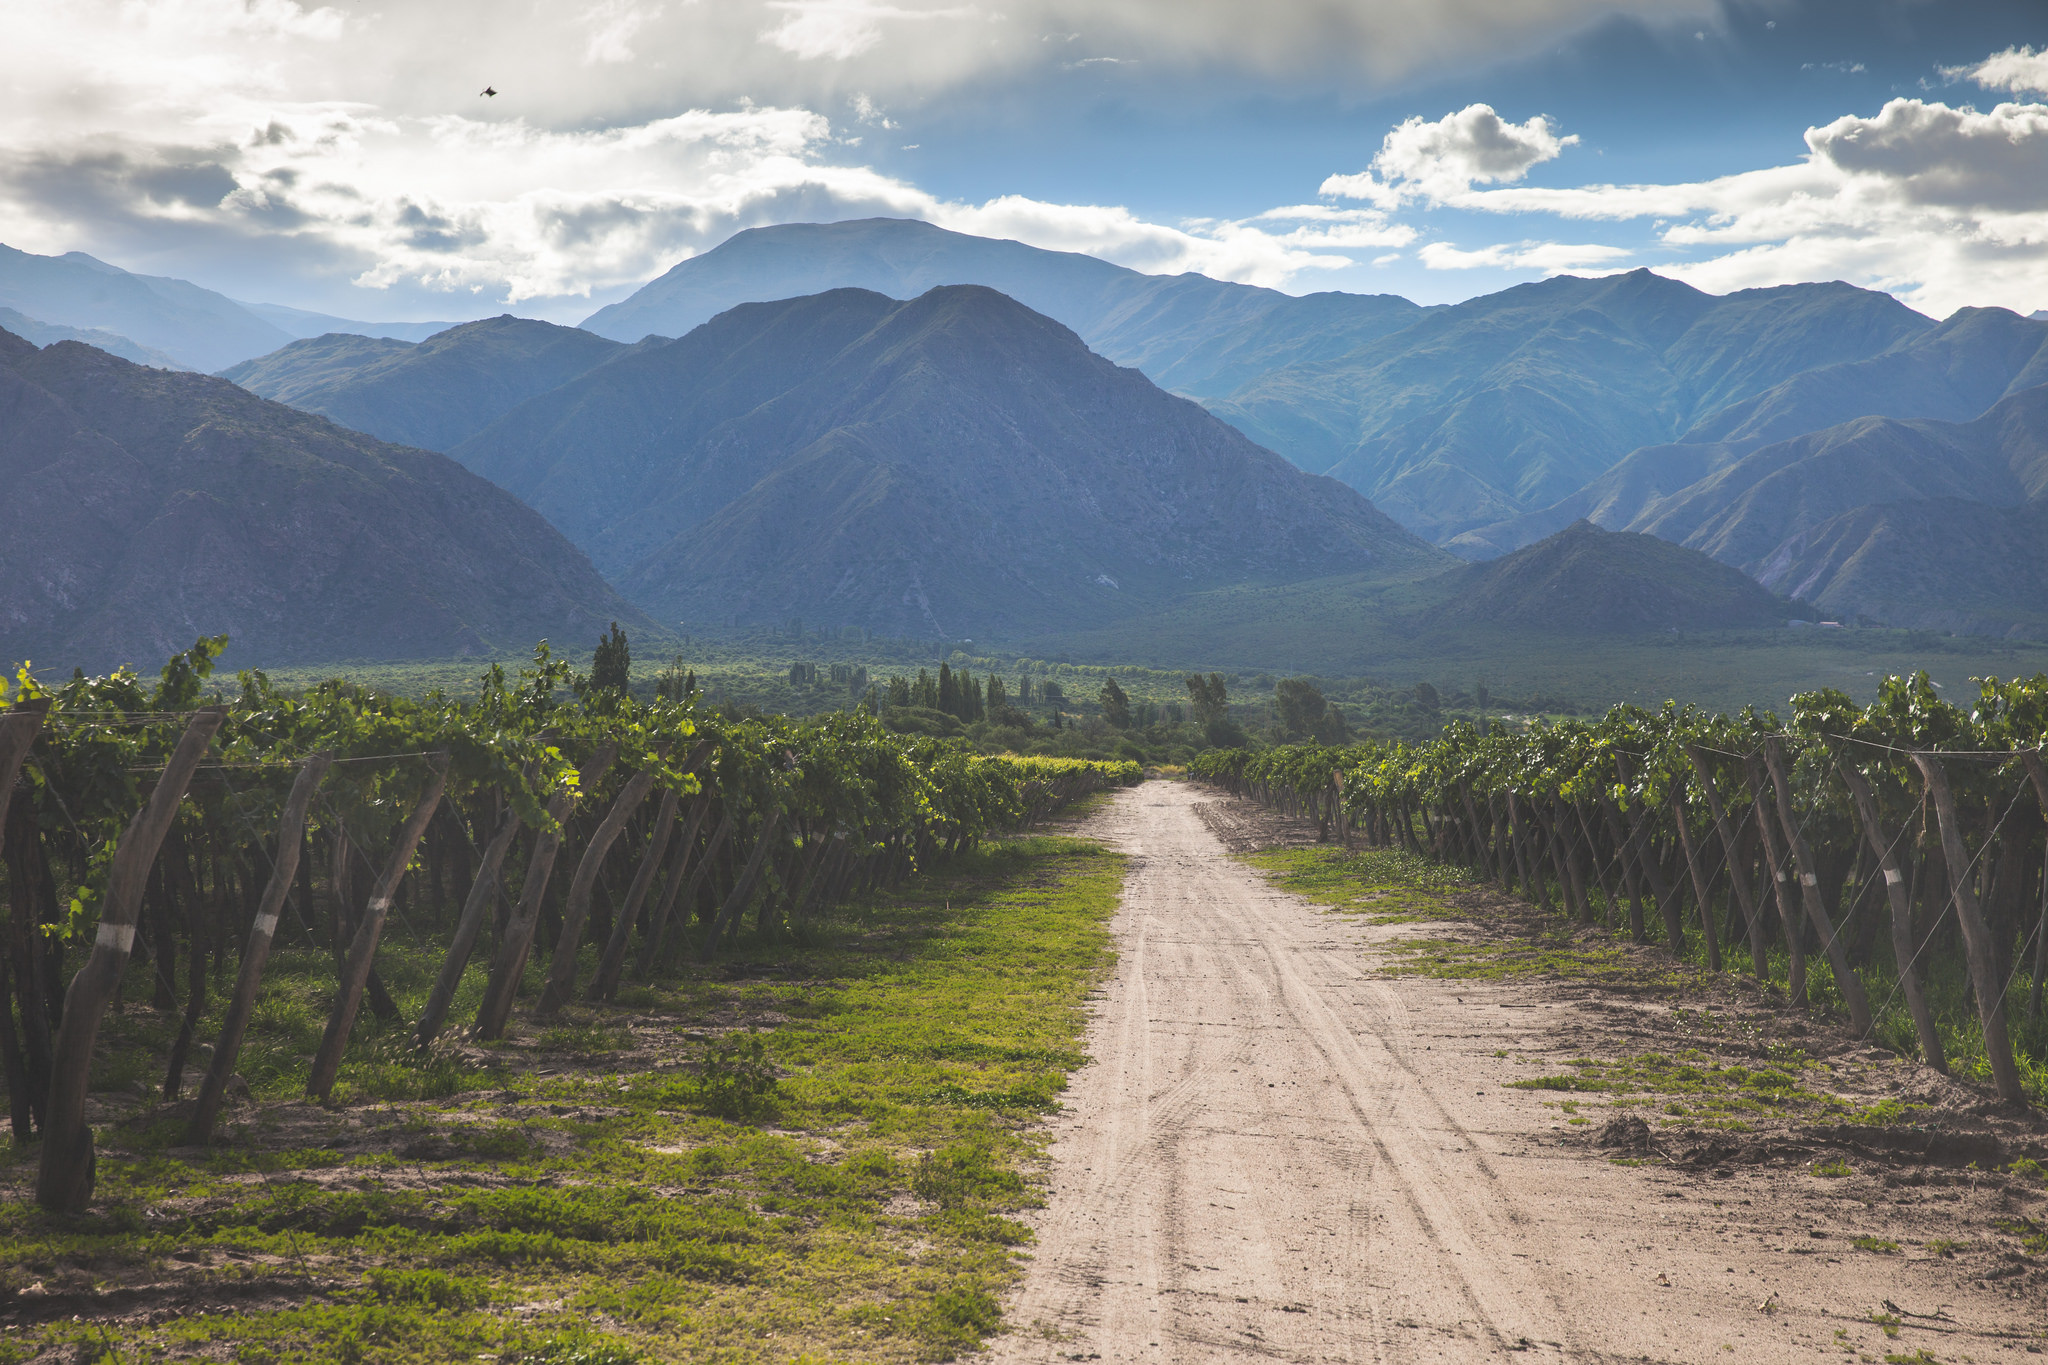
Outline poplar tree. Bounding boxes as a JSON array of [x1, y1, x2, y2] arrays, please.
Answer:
[[1099, 677, 1132, 729]]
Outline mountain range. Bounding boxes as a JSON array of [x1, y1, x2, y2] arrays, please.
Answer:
[[459, 285, 1444, 637], [206, 217, 2048, 640], [0, 325, 645, 671], [574, 220, 2048, 638], [220, 317, 631, 453], [0, 242, 463, 372], [15, 215, 2047, 657]]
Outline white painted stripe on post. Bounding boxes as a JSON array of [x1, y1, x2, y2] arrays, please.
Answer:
[[369, 897, 392, 913], [95, 921, 136, 953], [253, 912, 279, 938], [1884, 868, 1903, 886], [1801, 873, 1817, 887]]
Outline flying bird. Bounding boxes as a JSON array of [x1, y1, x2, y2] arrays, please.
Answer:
[[479, 86, 498, 97]]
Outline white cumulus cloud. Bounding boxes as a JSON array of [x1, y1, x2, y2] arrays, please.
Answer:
[[1321, 104, 1578, 207], [1948, 44, 2048, 97], [1442, 88, 2048, 315]]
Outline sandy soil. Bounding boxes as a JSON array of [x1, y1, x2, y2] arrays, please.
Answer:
[[985, 782, 2048, 1364]]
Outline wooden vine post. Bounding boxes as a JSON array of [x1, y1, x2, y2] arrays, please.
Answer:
[[1745, 754, 1807, 1001], [702, 811, 785, 959], [415, 803, 523, 1048], [2022, 751, 2048, 1022], [1836, 761, 1946, 1072], [1685, 746, 1768, 977], [1911, 751, 2024, 1102], [307, 753, 451, 1099], [0, 701, 51, 843], [535, 748, 669, 1017], [187, 753, 332, 1142], [476, 747, 616, 1040], [642, 808, 730, 972], [590, 789, 680, 1002], [1669, 782, 1722, 972], [1762, 737, 1872, 1036], [37, 706, 225, 1212]]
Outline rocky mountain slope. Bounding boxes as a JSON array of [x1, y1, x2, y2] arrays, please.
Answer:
[[581, 221, 1953, 546], [0, 326, 648, 671], [220, 317, 630, 453], [461, 285, 1446, 637], [1209, 270, 1932, 540], [1453, 307, 2048, 558]]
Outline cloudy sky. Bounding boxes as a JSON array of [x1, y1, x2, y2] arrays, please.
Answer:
[[4, 0, 2044, 323]]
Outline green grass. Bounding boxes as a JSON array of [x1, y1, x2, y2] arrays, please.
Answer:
[[0, 836, 1125, 1365], [1243, 845, 1699, 989], [1240, 846, 1476, 924], [1506, 1051, 1856, 1131]]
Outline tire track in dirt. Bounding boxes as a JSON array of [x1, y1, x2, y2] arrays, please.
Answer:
[[989, 784, 1571, 1363], [985, 783, 2047, 1364]]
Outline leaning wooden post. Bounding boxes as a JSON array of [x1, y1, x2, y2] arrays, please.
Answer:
[[1670, 783, 1722, 971], [187, 753, 332, 1143], [38, 706, 224, 1212], [1911, 751, 2024, 1102], [702, 811, 785, 960], [2023, 751, 2048, 1022], [590, 787, 681, 1003], [635, 794, 712, 974], [475, 747, 616, 1040], [1686, 746, 1767, 977], [0, 701, 51, 852], [306, 753, 451, 1099], [644, 808, 730, 972], [1838, 761, 1946, 1072], [536, 752, 667, 1017], [1741, 752, 1807, 999], [1763, 737, 1872, 1036], [414, 801, 523, 1048]]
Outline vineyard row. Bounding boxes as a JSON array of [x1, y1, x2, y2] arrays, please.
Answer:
[[0, 640, 1138, 1213], [1192, 673, 2048, 1105]]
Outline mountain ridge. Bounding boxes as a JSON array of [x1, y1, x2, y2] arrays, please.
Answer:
[[466, 284, 1448, 638], [0, 326, 650, 671], [220, 317, 630, 453]]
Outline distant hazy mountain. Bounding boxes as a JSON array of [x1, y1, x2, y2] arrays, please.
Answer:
[[0, 306, 188, 370], [0, 326, 647, 671], [1209, 270, 1931, 540], [220, 317, 629, 452], [1679, 306, 2048, 446], [465, 285, 1446, 638], [1417, 520, 1801, 634], [0, 243, 292, 371], [1450, 307, 2048, 561], [581, 217, 1426, 403], [1451, 377, 2048, 636], [235, 299, 463, 343]]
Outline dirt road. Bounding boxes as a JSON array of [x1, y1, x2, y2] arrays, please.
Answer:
[[987, 782, 2045, 1364]]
